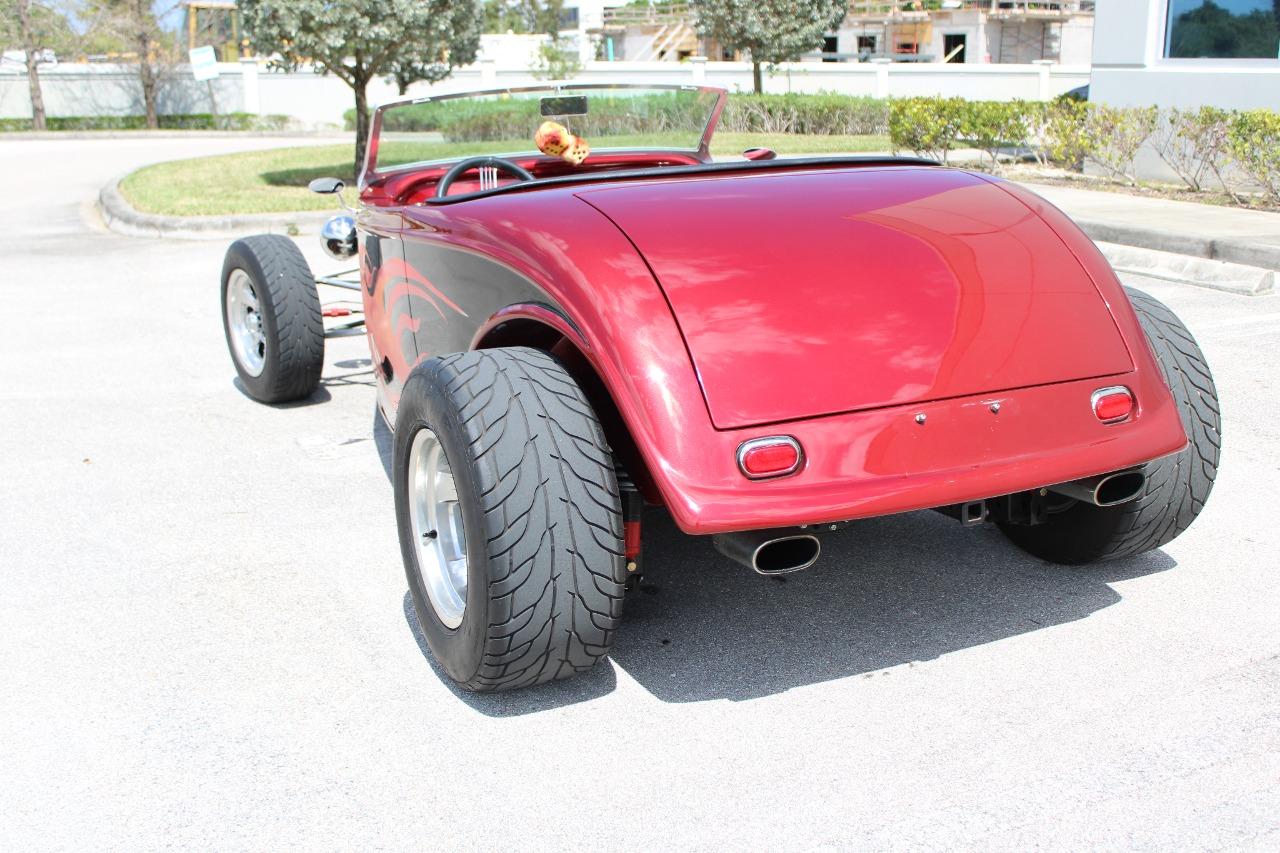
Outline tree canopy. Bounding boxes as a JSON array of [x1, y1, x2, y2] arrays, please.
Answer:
[[693, 0, 848, 93], [238, 0, 482, 173], [0, 1, 78, 56]]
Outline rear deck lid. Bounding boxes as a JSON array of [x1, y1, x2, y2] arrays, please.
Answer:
[[578, 167, 1134, 429]]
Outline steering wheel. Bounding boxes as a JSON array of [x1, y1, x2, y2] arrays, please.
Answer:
[[435, 156, 534, 198]]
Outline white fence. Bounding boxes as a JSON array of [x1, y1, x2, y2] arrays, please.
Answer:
[[0, 58, 1090, 128]]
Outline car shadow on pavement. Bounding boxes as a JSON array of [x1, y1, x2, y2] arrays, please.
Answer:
[[399, 504, 1175, 715]]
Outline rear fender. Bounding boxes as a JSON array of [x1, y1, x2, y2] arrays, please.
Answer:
[[982, 179, 1159, 378], [401, 194, 714, 518]]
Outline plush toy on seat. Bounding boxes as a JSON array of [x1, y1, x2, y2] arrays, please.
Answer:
[[535, 120, 590, 165]]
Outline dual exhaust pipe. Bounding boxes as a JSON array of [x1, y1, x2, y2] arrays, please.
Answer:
[[711, 468, 1145, 576]]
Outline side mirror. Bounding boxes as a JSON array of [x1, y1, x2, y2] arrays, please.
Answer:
[[308, 176, 355, 213], [308, 177, 345, 194]]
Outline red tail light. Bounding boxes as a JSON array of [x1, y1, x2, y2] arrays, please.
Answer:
[[1092, 386, 1134, 423], [737, 436, 803, 479]]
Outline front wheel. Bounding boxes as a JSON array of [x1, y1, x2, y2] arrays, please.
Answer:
[[999, 288, 1221, 564], [220, 235, 324, 403], [394, 347, 626, 692]]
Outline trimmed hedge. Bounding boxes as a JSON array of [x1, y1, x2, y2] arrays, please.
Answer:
[[353, 91, 715, 141], [0, 113, 293, 132], [719, 94, 888, 136], [345, 92, 889, 139]]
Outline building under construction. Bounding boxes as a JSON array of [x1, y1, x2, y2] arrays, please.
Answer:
[[594, 1, 1094, 64], [182, 1, 245, 62], [838, 1, 1095, 64]]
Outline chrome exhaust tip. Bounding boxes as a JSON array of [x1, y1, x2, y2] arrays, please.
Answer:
[[1047, 469, 1146, 507], [712, 529, 822, 575]]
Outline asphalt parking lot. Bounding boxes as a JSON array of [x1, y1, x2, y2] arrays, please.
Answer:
[[2, 137, 1278, 850]]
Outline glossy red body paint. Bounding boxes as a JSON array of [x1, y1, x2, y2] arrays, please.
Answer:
[[356, 153, 1186, 535]]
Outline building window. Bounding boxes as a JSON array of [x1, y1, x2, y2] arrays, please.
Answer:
[[822, 35, 839, 62], [943, 33, 967, 63], [1165, 0, 1280, 59]]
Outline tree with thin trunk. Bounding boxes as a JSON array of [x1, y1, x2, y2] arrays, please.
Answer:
[[5, 0, 79, 131], [238, 0, 482, 176], [15, 0, 48, 130], [692, 0, 848, 94], [90, 0, 178, 129]]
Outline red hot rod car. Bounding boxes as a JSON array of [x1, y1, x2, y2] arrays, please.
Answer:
[[220, 84, 1220, 692]]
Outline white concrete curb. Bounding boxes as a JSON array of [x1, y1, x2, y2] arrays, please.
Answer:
[[1097, 242, 1275, 297], [1077, 219, 1280, 274], [98, 176, 332, 241]]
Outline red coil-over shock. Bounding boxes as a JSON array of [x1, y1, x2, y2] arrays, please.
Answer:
[[619, 468, 643, 577]]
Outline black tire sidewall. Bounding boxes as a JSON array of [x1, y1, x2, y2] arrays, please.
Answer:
[[221, 242, 287, 399], [393, 368, 490, 685]]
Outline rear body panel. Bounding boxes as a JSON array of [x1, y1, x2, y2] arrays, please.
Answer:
[[364, 162, 1187, 534], [579, 167, 1134, 429]]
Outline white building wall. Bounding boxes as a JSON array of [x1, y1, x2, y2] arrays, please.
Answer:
[[1090, 0, 1280, 109], [1057, 17, 1095, 66], [927, 11, 985, 64]]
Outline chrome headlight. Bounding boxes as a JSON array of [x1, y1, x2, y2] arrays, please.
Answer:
[[320, 214, 357, 260]]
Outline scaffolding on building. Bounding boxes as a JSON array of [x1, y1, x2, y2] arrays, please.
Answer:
[[591, 1, 1094, 64], [845, 1, 1092, 62]]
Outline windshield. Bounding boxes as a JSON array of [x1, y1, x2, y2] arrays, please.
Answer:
[[366, 84, 724, 176]]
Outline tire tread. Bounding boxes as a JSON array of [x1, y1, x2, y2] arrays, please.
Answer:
[[409, 347, 624, 691]]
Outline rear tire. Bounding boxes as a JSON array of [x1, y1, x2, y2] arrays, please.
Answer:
[[220, 235, 324, 403], [394, 347, 626, 692], [999, 288, 1220, 564]]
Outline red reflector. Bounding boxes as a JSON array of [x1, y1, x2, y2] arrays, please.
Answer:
[[1092, 386, 1134, 423], [738, 437, 802, 479]]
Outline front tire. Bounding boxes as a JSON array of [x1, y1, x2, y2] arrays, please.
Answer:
[[220, 235, 324, 403], [394, 348, 626, 692], [999, 288, 1221, 564]]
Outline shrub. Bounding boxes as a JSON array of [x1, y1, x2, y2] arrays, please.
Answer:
[[889, 96, 966, 163], [960, 100, 1037, 172], [1084, 104, 1158, 185], [1150, 106, 1232, 192], [719, 93, 888, 135], [0, 113, 292, 132], [1037, 98, 1091, 169], [1227, 109, 1280, 204]]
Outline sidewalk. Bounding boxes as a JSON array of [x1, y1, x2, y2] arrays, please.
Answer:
[[1017, 182, 1280, 272]]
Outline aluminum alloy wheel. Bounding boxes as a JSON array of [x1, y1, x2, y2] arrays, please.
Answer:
[[408, 428, 469, 628], [225, 269, 267, 377]]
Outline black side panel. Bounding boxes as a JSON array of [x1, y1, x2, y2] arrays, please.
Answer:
[[399, 239, 553, 358], [360, 228, 414, 412]]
